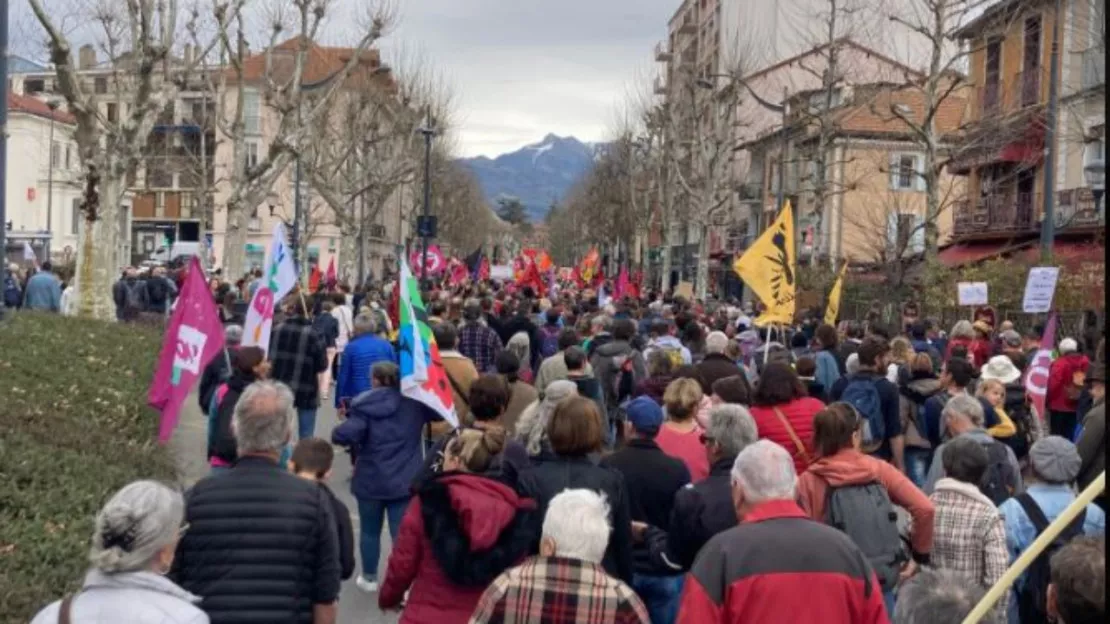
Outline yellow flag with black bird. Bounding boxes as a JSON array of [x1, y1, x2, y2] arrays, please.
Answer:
[[824, 262, 849, 326], [733, 201, 796, 325]]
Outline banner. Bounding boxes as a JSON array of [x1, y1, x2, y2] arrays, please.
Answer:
[[398, 258, 458, 427], [614, 265, 630, 300], [464, 247, 484, 279], [733, 201, 796, 325], [1024, 311, 1057, 422], [148, 257, 225, 443], [409, 245, 446, 275], [579, 247, 600, 282], [243, 223, 298, 352], [824, 263, 849, 326], [324, 257, 337, 288]]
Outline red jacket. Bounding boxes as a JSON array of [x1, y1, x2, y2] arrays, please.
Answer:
[[1047, 352, 1091, 413], [945, 337, 990, 367], [749, 397, 825, 474], [379, 473, 538, 624], [678, 500, 889, 624]]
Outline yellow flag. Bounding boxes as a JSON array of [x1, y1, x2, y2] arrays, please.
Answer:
[[824, 262, 849, 326], [733, 201, 796, 323]]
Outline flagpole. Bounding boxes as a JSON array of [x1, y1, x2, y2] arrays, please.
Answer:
[[763, 324, 773, 365]]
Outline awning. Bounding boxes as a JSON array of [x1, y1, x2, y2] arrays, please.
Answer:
[[936, 240, 1035, 267], [937, 238, 1103, 267], [948, 116, 1045, 175]]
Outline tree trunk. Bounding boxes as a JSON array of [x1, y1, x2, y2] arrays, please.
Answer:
[[340, 222, 358, 284], [222, 200, 249, 280], [74, 175, 123, 321], [695, 223, 710, 300], [660, 219, 673, 294]]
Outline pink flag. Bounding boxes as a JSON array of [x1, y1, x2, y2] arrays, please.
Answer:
[[1024, 312, 1057, 422], [325, 257, 337, 288], [148, 257, 226, 444], [614, 265, 630, 299]]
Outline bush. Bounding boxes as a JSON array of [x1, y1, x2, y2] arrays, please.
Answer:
[[0, 312, 173, 620]]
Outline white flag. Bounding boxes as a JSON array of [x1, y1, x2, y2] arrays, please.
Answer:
[[22, 242, 35, 262], [242, 223, 299, 353]]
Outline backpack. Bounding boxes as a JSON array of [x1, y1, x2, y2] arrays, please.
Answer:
[[124, 281, 144, 313], [825, 482, 906, 590], [978, 439, 1018, 505], [609, 353, 636, 408], [538, 324, 561, 359], [1002, 396, 1036, 460], [1014, 493, 1088, 623], [841, 376, 885, 452], [658, 345, 685, 370], [3, 274, 21, 308]]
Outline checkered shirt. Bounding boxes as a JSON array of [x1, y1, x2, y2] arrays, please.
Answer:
[[469, 555, 649, 624], [269, 317, 328, 409], [929, 480, 1009, 606], [458, 322, 503, 374]]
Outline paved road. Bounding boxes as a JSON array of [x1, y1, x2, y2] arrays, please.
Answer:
[[171, 394, 400, 624]]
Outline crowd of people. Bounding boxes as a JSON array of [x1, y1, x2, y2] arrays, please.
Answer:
[[26, 271, 1107, 624]]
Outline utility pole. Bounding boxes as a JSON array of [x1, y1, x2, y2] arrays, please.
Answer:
[[1039, 0, 1063, 260], [418, 115, 435, 282], [293, 158, 302, 274], [46, 99, 59, 260], [0, 0, 9, 318]]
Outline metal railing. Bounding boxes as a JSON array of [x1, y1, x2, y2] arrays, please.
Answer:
[[974, 68, 1045, 117], [952, 191, 1040, 237], [655, 41, 672, 62]]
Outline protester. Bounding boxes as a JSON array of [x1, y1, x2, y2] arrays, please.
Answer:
[[814, 323, 844, 390], [312, 300, 340, 399], [924, 395, 1023, 503], [332, 361, 439, 593], [600, 397, 690, 623], [3, 262, 22, 310], [920, 357, 978, 450], [678, 440, 889, 623], [330, 292, 355, 382], [830, 337, 905, 471], [335, 314, 395, 412], [908, 321, 942, 369], [459, 298, 504, 373], [207, 346, 269, 474], [1046, 337, 1091, 438], [470, 489, 650, 624], [837, 321, 865, 373], [892, 569, 987, 624], [517, 396, 634, 583], [899, 352, 942, 486], [23, 261, 63, 312], [31, 481, 206, 624], [514, 379, 579, 457], [565, 346, 607, 424], [634, 348, 677, 404], [795, 355, 828, 403], [198, 324, 242, 414], [506, 331, 535, 384], [289, 438, 355, 581], [644, 318, 692, 366], [534, 328, 592, 390], [748, 361, 824, 474], [436, 321, 480, 428], [172, 381, 340, 623], [1048, 536, 1104, 624], [656, 378, 710, 481], [379, 428, 539, 622], [591, 318, 648, 424], [584, 314, 614, 358], [709, 374, 751, 407], [500, 301, 542, 370], [497, 350, 539, 435], [269, 296, 328, 440], [1076, 363, 1105, 511], [980, 354, 1038, 461]]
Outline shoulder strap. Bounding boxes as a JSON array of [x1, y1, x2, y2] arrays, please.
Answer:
[[772, 406, 811, 463], [445, 370, 470, 407], [1015, 492, 1050, 533], [58, 594, 75, 624]]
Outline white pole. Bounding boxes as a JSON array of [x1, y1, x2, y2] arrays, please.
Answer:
[[763, 323, 774, 365]]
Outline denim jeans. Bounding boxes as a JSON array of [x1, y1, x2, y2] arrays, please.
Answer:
[[357, 497, 410, 581], [884, 589, 896, 619], [904, 447, 932, 489], [297, 408, 317, 440], [631, 574, 684, 624]]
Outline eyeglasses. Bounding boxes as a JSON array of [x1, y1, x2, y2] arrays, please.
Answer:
[[178, 522, 191, 537]]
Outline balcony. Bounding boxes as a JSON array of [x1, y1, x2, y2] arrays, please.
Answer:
[[1054, 188, 1104, 229], [973, 69, 1044, 118], [655, 41, 672, 62], [654, 76, 667, 95], [677, 14, 697, 35], [952, 191, 1040, 238], [1081, 47, 1105, 90]]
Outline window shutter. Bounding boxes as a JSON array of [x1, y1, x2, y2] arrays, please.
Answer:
[[915, 155, 927, 191], [911, 215, 925, 253], [889, 154, 900, 189], [886, 212, 899, 253]]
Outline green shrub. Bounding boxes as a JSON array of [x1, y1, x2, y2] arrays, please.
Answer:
[[0, 312, 173, 620]]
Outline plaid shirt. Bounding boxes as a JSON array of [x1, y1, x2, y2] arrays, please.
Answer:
[[458, 321, 503, 374], [929, 478, 1009, 603], [469, 555, 649, 624], [269, 317, 328, 409]]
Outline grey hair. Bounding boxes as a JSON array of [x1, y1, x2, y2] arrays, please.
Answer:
[[707, 404, 758, 458], [730, 440, 797, 504], [542, 489, 611, 564], [845, 352, 860, 375], [705, 331, 729, 354], [372, 360, 400, 388], [89, 480, 184, 574], [893, 568, 987, 624], [590, 315, 612, 331], [507, 332, 531, 364], [352, 314, 377, 337], [232, 380, 295, 455], [944, 394, 985, 428], [950, 320, 975, 340], [516, 380, 578, 455]]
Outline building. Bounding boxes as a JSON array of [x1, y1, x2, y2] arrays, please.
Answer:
[[4, 93, 84, 265], [942, 0, 1104, 272]]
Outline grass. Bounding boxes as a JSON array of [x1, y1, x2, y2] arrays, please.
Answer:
[[0, 311, 174, 620]]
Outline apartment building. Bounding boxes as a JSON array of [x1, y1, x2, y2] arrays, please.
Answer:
[[943, 0, 1104, 268]]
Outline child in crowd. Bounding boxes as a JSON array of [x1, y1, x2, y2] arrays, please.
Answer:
[[978, 378, 1017, 441], [290, 438, 356, 581]]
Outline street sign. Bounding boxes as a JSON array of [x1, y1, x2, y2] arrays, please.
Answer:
[[416, 215, 438, 238]]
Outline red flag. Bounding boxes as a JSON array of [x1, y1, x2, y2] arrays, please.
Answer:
[[309, 265, 321, 291], [615, 265, 630, 299], [1024, 312, 1057, 422], [571, 264, 584, 288], [325, 257, 337, 288], [478, 257, 490, 280], [537, 251, 553, 272], [448, 257, 468, 285], [388, 279, 400, 332], [148, 257, 226, 443], [518, 259, 546, 297]]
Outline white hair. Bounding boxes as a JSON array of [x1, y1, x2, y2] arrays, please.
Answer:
[[845, 352, 860, 375], [232, 380, 295, 454], [705, 331, 730, 354], [943, 394, 985, 427], [707, 404, 758, 457], [542, 489, 611, 563], [731, 440, 798, 503], [89, 480, 184, 574], [950, 320, 975, 340]]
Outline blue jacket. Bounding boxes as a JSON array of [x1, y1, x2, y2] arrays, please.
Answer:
[[332, 387, 437, 501], [814, 348, 841, 393], [334, 333, 395, 408], [23, 271, 62, 311]]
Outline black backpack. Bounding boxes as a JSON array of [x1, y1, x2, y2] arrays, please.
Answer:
[[3, 273, 21, 308], [978, 439, 1018, 505], [825, 482, 906, 590], [1015, 493, 1087, 623]]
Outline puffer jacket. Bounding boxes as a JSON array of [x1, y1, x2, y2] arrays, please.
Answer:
[[31, 570, 208, 624], [334, 333, 396, 408], [590, 340, 648, 411], [666, 456, 738, 569], [899, 374, 943, 450], [379, 473, 539, 624], [748, 397, 825, 474], [332, 386, 437, 501], [1047, 352, 1090, 413]]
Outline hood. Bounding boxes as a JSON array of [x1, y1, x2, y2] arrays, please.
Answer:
[[350, 387, 401, 418], [420, 473, 538, 587], [595, 340, 633, 358], [901, 377, 943, 402], [807, 449, 881, 486]]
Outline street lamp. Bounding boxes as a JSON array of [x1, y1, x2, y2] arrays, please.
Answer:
[[416, 113, 436, 283], [45, 98, 61, 261], [1084, 158, 1105, 213]]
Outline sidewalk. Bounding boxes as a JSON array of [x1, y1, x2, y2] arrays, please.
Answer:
[[171, 394, 399, 624]]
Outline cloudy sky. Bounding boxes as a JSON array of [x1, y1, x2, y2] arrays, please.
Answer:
[[381, 0, 678, 158]]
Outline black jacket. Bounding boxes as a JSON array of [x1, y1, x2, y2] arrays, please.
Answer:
[[198, 347, 235, 413], [208, 371, 259, 464], [269, 317, 328, 409], [695, 353, 744, 395], [500, 314, 542, 370], [312, 313, 340, 349], [601, 439, 691, 575], [320, 482, 355, 581], [171, 456, 340, 624], [666, 456, 738, 570], [516, 454, 634, 583]]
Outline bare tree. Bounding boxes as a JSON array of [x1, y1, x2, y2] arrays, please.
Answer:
[[28, 0, 239, 319]]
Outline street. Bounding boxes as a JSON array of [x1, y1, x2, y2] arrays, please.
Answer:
[[171, 394, 400, 624]]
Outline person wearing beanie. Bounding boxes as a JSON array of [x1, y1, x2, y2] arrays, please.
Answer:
[[999, 436, 1106, 623], [600, 397, 690, 623], [1047, 337, 1091, 438], [1076, 362, 1106, 511]]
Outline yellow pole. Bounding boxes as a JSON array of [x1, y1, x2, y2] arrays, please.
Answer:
[[961, 471, 1105, 624]]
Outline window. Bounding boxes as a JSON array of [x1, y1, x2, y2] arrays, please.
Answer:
[[887, 213, 924, 255], [71, 198, 82, 235], [245, 141, 259, 170], [248, 206, 262, 232], [985, 37, 1002, 84], [243, 90, 261, 134], [106, 102, 118, 123], [890, 153, 924, 191], [23, 79, 45, 94], [50, 142, 61, 168], [94, 77, 108, 94], [65, 146, 72, 169]]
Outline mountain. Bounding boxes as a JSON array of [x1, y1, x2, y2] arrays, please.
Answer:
[[459, 134, 605, 222]]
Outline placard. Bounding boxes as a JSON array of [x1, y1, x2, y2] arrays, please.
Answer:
[[674, 281, 694, 300], [490, 264, 513, 280], [1022, 267, 1060, 313], [956, 282, 988, 306]]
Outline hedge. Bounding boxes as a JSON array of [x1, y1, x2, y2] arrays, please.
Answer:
[[0, 312, 173, 621]]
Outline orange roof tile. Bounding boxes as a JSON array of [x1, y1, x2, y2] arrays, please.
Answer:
[[7, 93, 76, 124]]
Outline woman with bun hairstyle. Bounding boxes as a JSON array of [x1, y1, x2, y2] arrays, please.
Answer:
[[31, 480, 207, 623], [379, 427, 539, 623]]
